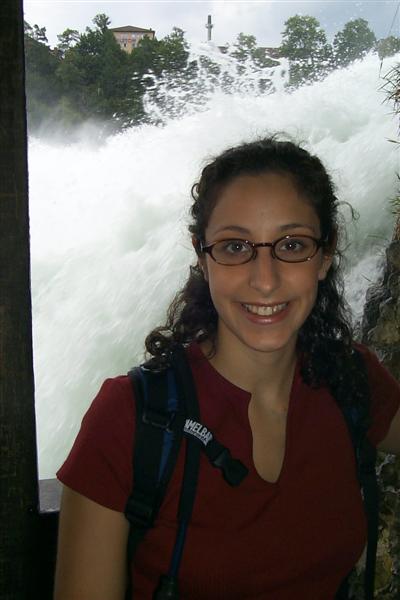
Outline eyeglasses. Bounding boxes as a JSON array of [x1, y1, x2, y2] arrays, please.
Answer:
[[200, 235, 324, 265]]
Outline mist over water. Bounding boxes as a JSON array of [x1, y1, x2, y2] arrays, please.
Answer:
[[29, 50, 399, 478]]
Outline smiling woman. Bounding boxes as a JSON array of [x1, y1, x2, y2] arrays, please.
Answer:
[[197, 171, 333, 362], [54, 137, 400, 600]]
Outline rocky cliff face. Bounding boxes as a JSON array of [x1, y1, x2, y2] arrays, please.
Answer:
[[362, 236, 400, 377], [358, 226, 400, 599]]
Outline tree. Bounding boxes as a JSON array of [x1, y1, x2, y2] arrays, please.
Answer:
[[377, 35, 400, 60], [56, 14, 130, 125], [231, 33, 258, 64], [333, 18, 376, 67], [280, 15, 332, 87], [56, 28, 80, 57], [24, 21, 62, 128], [129, 27, 191, 85], [230, 32, 278, 70], [92, 13, 111, 33], [128, 27, 200, 123], [24, 20, 48, 43], [127, 34, 170, 123], [158, 27, 190, 73]]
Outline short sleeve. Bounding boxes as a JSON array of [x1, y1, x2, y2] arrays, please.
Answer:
[[57, 376, 135, 512], [356, 345, 400, 447]]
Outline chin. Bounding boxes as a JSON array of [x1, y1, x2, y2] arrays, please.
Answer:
[[235, 329, 299, 356]]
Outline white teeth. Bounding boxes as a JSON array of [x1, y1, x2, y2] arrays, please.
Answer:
[[243, 302, 287, 316]]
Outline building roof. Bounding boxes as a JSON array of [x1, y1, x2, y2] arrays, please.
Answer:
[[110, 26, 154, 33]]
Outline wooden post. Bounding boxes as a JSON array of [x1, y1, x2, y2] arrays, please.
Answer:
[[0, 0, 44, 597]]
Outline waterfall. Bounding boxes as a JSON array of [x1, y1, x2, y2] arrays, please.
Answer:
[[28, 49, 400, 478]]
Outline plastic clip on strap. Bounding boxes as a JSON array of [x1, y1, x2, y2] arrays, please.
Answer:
[[182, 419, 249, 486], [206, 438, 248, 486]]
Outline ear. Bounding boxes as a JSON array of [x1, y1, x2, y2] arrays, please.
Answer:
[[318, 252, 334, 281], [192, 235, 201, 255], [200, 259, 209, 282], [192, 235, 209, 282]]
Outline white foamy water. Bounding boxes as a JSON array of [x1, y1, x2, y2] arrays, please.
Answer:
[[29, 51, 400, 478]]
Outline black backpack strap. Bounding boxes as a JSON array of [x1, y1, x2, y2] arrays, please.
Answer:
[[153, 347, 203, 599], [124, 364, 185, 598], [336, 349, 379, 600], [125, 346, 249, 600]]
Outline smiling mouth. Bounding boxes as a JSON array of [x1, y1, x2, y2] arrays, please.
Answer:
[[242, 302, 288, 316]]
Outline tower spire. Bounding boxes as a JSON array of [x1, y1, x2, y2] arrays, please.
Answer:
[[205, 15, 213, 42]]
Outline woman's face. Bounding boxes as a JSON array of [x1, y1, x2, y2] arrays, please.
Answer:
[[199, 172, 333, 360]]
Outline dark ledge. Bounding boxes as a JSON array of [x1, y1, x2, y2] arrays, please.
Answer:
[[39, 479, 62, 514]]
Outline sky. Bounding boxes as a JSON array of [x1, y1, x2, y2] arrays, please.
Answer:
[[23, 0, 400, 49]]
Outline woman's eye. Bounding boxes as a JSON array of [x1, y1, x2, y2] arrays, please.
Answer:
[[279, 239, 305, 252], [223, 240, 249, 254]]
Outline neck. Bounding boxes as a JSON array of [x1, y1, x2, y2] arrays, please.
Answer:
[[201, 333, 298, 400]]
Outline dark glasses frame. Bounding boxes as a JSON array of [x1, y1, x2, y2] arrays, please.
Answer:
[[199, 235, 326, 265]]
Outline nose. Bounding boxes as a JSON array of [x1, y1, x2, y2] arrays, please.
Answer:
[[248, 246, 280, 295]]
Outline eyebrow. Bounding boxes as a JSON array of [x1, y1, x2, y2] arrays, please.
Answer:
[[212, 223, 318, 235]]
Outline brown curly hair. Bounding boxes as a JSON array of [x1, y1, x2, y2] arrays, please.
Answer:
[[144, 136, 369, 412]]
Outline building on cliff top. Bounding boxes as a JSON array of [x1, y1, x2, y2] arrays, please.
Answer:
[[110, 25, 156, 53]]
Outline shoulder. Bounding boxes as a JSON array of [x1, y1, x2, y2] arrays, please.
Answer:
[[81, 376, 135, 428], [57, 375, 136, 511], [76, 375, 136, 450]]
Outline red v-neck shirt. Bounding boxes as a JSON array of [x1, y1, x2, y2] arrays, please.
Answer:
[[58, 343, 400, 599]]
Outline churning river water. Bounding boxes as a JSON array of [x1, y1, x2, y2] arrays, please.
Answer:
[[28, 46, 400, 478]]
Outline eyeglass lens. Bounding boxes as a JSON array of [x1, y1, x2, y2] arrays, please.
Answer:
[[211, 236, 318, 264]]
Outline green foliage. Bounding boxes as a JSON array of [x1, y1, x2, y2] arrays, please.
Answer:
[[24, 24, 62, 128], [230, 32, 278, 71], [230, 32, 258, 63], [125, 27, 200, 124], [377, 36, 400, 60], [92, 13, 111, 33], [381, 64, 400, 225], [280, 15, 333, 87], [56, 29, 80, 57], [24, 11, 384, 134], [25, 14, 135, 132], [56, 15, 131, 124], [333, 18, 376, 67], [159, 27, 190, 73], [211, 32, 278, 96], [24, 20, 48, 43]]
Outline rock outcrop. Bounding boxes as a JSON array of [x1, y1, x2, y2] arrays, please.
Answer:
[[358, 227, 400, 599], [362, 238, 400, 377]]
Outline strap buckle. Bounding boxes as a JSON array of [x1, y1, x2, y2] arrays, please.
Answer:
[[124, 492, 157, 529], [211, 447, 248, 486], [142, 408, 176, 432]]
